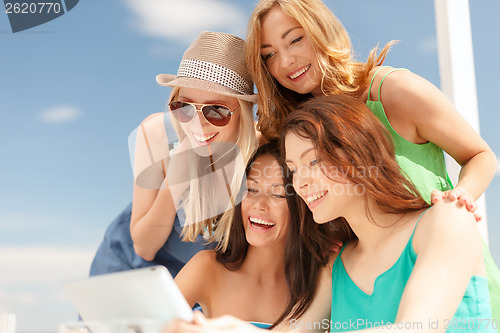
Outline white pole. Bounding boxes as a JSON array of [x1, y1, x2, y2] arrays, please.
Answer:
[[434, 0, 489, 245]]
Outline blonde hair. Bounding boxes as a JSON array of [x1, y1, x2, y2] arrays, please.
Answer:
[[167, 87, 258, 251], [246, 0, 396, 139]]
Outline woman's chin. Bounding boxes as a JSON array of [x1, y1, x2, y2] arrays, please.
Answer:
[[192, 145, 212, 157], [193, 140, 237, 157], [312, 213, 332, 224]]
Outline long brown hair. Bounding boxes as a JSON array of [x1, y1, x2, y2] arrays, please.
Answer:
[[216, 141, 339, 327], [280, 95, 429, 241], [246, 0, 395, 140]]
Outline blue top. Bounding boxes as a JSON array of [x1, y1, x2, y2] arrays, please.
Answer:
[[330, 211, 495, 332], [250, 322, 272, 329], [89, 202, 208, 278]]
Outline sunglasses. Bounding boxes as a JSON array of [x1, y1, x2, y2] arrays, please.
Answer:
[[168, 101, 238, 127]]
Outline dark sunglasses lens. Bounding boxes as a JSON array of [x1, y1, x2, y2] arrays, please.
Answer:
[[169, 102, 195, 123], [202, 105, 232, 126]]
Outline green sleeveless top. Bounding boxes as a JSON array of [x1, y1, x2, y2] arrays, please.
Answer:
[[365, 67, 453, 204], [365, 67, 500, 331], [330, 210, 495, 332]]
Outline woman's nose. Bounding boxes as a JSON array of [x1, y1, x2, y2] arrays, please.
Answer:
[[280, 50, 296, 69], [254, 193, 270, 211], [292, 168, 311, 193]]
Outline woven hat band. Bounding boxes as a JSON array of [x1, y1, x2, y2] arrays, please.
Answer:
[[177, 59, 253, 95]]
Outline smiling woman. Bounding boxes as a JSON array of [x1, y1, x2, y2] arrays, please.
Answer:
[[244, 0, 499, 325], [174, 142, 337, 330], [89, 31, 258, 279], [281, 95, 495, 332]]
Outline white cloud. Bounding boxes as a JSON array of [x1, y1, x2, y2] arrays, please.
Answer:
[[0, 211, 60, 231], [39, 105, 81, 123], [0, 246, 95, 332], [124, 0, 247, 44], [0, 246, 94, 285], [418, 35, 437, 56]]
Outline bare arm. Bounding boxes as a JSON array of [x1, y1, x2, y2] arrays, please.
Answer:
[[131, 180, 178, 261], [376, 69, 496, 202], [174, 250, 215, 310], [129, 113, 187, 261]]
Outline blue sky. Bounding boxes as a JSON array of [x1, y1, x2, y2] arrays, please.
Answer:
[[0, 0, 499, 332]]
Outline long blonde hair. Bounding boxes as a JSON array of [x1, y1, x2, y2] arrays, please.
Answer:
[[246, 0, 396, 140], [167, 87, 258, 250]]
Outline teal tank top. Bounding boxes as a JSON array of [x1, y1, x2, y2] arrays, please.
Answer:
[[365, 67, 453, 204], [250, 322, 271, 329], [365, 67, 500, 330], [330, 211, 495, 332]]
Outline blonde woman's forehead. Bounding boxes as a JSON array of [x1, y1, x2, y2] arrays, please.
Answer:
[[261, 6, 303, 41]]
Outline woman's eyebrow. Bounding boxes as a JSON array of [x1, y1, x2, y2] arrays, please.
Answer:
[[261, 26, 302, 48], [281, 26, 301, 39], [284, 147, 315, 163]]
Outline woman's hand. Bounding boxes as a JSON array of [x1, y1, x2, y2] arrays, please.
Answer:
[[166, 312, 265, 333], [430, 187, 481, 222]]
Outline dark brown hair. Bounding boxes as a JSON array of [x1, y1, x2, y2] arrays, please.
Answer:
[[216, 141, 339, 328], [280, 95, 429, 242]]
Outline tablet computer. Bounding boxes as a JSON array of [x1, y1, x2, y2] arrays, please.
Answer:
[[63, 265, 193, 323]]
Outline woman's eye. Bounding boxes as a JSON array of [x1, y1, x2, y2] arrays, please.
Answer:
[[291, 36, 303, 44], [310, 159, 321, 167], [247, 188, 258, 194], [262, 52, 275, 62], [273, 194, 286, 199]]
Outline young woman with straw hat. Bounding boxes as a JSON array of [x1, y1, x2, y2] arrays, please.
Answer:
[[89, 31, 258, 278], [90, 33, 337, 329]]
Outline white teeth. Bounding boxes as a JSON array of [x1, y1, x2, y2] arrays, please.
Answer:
[[306, 191, 326, 205], [249, 217, 276, 226], [193, 132, 217, 142], [289, 64, 310, 79]]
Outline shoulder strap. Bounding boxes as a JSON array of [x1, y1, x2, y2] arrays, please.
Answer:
[[368, 67, 410, 102], [411, 207, 432, 237], [367, 66, 388, 101], [377, 68, 407, 101]]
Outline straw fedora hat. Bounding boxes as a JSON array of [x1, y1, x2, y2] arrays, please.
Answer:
[[156, 31, 257, 103]]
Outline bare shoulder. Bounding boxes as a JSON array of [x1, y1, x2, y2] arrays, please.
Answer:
[[177, 250, 218, 279], [413, 200, 479, 252], [142, 112, 164, 123], [421, 200, 476, 230], [189, 250, 218, 267], [369, 67, 455, 143], [138, 112, 169, 137], [366, 66, 410, 99], [375, 69, 448, 114], [175, 250, 219, 308]]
